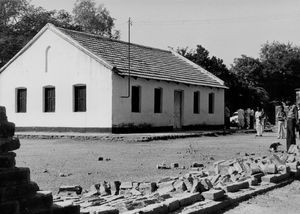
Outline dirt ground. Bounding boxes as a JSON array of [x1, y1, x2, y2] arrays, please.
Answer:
[[14, 131, 300, 213], [224, 180, 300, 214]]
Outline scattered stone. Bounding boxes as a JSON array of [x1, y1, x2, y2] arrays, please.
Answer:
[[157, 163, 171, 169], [191, 162, 204, 168], [171, 163, 179, 168]]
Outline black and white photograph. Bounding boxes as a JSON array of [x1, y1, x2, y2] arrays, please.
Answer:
[[1, 0, 300, 213]]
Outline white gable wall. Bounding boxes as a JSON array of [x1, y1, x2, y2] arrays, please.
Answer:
[[0, 28, 112, 129], [112, 74, 224, 129]]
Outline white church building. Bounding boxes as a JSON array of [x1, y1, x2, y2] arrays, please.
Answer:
[[0, 23, 227, 133]]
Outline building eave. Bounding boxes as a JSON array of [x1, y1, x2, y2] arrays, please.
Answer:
[[0, 23, 114, 74]]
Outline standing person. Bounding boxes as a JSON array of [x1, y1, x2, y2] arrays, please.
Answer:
[[250, 108, 255, 129], [245, 108, 251, 129], [285, 100, 298, 151], [255, 107, 263, 136], [237, 108, 245, 129], [297, 103, 300, 139], [225, 106, 231, 129], [260, 108, 266, 133], [276, 105, 286, 139]]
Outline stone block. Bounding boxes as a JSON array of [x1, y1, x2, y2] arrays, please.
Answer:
[[261, 174, 278, 183], [177, 192, 204, 207], [163, 198, 180, 212], [52, 204, 80, 214], [261, 173, 290, 183], [236, 181, 249, 189], [0, 120, 15, 138], [0, 152, 16, 168], [157, 181, 175, 195], [173, 180, 187, 192], [81, 205, 119, 214], [202, 189, 225, 201], [0, 167, 30, 187], [120, 182, 133, 190], [223, 183, 239, 192], [0, 137, 20, 152], [0, 181, 39, 202], [247, 178, 259, 186], [0, 200, 19, 214], [19, 191, 53, 211], [137, 202, 168, 214], [286, 161, 300, 172], [264, 164, 277, 174], [251, 172, 264, 183], [190, 178, 204, 193]]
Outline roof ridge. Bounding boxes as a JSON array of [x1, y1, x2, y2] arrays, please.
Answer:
[[58, 27, 171, 53]]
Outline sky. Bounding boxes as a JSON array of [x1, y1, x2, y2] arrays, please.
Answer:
[[30, 0, 300, 66]]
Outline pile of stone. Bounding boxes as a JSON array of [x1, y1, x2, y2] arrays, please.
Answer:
[[53, 145, 300, 214], [0, 106, 80, 214]]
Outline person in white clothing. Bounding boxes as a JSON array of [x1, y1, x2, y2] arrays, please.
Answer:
[[255, 107, 263, 136]]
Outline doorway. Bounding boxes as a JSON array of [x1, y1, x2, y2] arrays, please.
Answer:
[[174, 90, 183, 129]]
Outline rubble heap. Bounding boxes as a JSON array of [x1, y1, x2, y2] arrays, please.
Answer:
[[0, 106, 80, 214], [55, 146, 300, 214]]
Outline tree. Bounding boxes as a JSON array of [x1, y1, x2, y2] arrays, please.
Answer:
[[0, 0, 120, 68], [259, 42, 300, 102], [73, 0, 119, 39], [230, 55, 269, 108], [177, 45, 240, 109]]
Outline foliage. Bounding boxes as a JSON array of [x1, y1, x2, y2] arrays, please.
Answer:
[[0, 0, 119, 68], [259, 42, 300, 102], [73, 0, 119, 39]]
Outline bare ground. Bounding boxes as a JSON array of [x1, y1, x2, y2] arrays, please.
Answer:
[[15, 131, 286, 193]]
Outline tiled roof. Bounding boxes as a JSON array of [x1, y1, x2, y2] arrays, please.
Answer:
[[59, 28, 225, 88]]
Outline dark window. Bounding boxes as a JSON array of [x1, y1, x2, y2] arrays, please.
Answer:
[[208, 93, 215, 114], [154, 88, 162, 113], [16, 88, 27, 113], [131, 86, 140, 112], [193, 91, 200, 114], [44, 87, 55, 112], [74, 85, 86, 112]]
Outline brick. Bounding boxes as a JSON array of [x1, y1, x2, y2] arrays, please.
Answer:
[[202, 189, 225, 201], [0, 167, 30, 187], [0, 181, 39, 202], [176, 192, 204, 207], [0, 137, 20, 152], [0, 200, 19, 214], [0, 152, 16, 168]]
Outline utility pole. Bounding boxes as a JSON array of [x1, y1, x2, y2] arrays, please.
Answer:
[[121, 17, 132, 98]]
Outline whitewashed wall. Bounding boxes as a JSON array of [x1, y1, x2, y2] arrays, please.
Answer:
[[0, 28, 112, 129], [112, 74, 225, 128]]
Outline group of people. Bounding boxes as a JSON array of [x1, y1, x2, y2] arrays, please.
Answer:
[[276, 101, 300, 151], [236, 108, 256, 130]]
